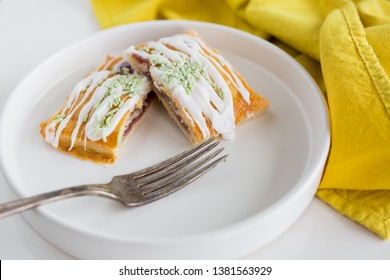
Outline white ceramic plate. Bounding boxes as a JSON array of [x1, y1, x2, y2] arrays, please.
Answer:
[[0, 21, 329, 259]]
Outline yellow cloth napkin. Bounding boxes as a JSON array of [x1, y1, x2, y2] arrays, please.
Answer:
[[91, 0, 390, 239]]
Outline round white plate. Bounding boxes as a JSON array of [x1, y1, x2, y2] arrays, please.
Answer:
[[0, 21, 329, 259]]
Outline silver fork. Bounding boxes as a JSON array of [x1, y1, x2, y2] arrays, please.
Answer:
[[0, 138, 227, 219]]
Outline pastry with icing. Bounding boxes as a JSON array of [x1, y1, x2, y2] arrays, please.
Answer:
[[40, 55, 154, 163], [126, 31, 269, 145]]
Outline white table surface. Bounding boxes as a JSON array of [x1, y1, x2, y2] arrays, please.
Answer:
[[0, 0, 389, 260]]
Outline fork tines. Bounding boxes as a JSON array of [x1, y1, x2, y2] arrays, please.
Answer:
[[133, 137, 228, 201]]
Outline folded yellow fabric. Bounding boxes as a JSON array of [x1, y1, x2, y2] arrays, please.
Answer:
[[90, 0, 390, 239]]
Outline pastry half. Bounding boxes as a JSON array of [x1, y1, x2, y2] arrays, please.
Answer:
[[126, 31, 269, 145], [40, 55, 154, 163]]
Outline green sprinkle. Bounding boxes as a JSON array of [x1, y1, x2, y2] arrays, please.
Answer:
[[56, 114, 65, 121], [93, 74, 143, 132], [105, 115, 112, 126], [107, 107, 119, 116], [151, 57, 213, 95], [150, 57, 162, 66], [102, 74, 142, 99], [140, 46, 150, 52], [94, 101, 101, 109], [217, 86, 225, 99], [112, 96, 121, 107]]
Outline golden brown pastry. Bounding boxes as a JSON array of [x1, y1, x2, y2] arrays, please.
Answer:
[[126, 31, 269, 145], [40, 55, 154, 163]]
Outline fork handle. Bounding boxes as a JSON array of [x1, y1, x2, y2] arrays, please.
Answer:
[[0, 185, 111, 219]]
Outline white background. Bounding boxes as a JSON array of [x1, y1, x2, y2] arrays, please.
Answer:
[[0, 0, 389, 259]]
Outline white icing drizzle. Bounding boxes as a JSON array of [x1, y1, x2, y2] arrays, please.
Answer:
[[85, 76, 151, 142], [179, 35, 251, 104], [126, 33, 251, 140], [44, 59, 151, 150], [45, 70, 110, 148]]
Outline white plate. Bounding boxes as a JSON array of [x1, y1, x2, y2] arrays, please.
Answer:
[[0, 21, 329, 259]]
